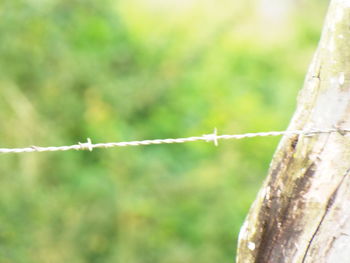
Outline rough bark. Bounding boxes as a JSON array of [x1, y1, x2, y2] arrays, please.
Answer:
[[236, 0, 350, 262]]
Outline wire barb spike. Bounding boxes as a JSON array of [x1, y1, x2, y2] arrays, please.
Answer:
[[203, 128, 219, 146], [79, 138, 93, 151]]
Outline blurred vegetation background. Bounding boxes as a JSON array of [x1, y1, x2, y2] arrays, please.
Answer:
[[0, 0, 328, 262]]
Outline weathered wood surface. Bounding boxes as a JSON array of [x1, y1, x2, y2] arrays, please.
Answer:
[[236, 0, 350, 262]]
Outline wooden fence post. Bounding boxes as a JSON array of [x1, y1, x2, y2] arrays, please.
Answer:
[[236, 0, 350, 262]]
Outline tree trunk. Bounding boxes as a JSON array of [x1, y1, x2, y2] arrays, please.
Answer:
[[236, 0, 350, 262]]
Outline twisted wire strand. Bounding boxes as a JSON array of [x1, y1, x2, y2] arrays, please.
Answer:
[[0, 128, 348, 154]]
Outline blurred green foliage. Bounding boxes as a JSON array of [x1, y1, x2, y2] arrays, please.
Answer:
[[0, 0, 328, 262]]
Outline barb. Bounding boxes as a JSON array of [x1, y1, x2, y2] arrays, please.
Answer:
[[0, 128, 349, 154]]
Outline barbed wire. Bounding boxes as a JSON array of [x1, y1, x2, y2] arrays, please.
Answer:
[[0, 128, 349, 154]]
